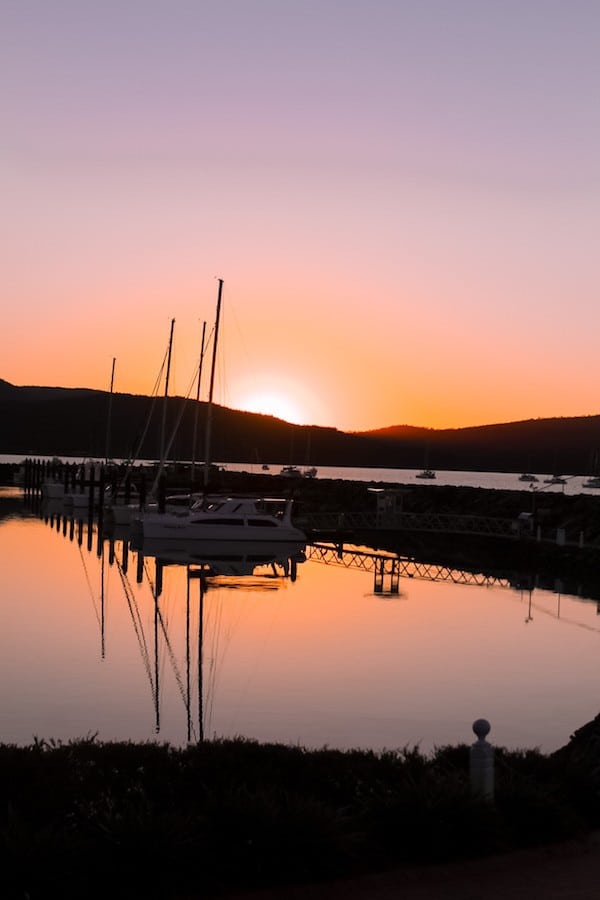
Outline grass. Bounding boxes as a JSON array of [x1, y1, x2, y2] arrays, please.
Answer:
[[1, 734, 598, 899]]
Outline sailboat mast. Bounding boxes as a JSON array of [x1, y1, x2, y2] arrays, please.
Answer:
[[198, 571, 205, 742], [203, 278, 223, 489], [159, 318, 176, 467], [191, 320, 207, 486], [105, 356, 116, 466]]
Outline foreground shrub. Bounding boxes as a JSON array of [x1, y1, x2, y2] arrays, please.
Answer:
[[0, 736, 595, 898]]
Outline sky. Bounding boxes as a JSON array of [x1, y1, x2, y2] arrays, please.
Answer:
[[2, 0, 600, 432]]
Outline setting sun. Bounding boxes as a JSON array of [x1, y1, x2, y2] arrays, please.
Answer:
[[228, 370, 326, 426], [238, 390, 305, 425]]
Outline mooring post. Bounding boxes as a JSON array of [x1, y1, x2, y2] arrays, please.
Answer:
[[470, 718, 494, 802], [97, 466, 105, 528], [87, 465, 95, 518]]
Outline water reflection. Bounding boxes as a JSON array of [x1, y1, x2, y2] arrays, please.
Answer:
[[3, 489, 600, 753], [136, 537, 306, 581], [38, 495, 308, 743]]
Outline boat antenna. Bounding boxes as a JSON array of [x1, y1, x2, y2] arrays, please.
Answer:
[[203, 278, 223, 490]]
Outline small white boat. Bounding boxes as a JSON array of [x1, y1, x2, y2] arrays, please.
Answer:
[[544, 475, 567, 485], [131, 495, 306, 543], [415, 468, 436, 480]]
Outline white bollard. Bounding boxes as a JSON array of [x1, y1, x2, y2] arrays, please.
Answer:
[[470, 718, 494, 802]]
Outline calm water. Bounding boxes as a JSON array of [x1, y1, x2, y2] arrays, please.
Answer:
[[3, 453, 599, 495], [2, 486, 600, 754]]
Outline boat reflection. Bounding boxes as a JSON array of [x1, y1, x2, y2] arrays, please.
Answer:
[[37, 494, 600, 604], [36, 497, 309, 742], [134, 536, 306, 581]]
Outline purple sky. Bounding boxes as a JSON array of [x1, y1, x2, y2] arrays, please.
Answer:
[[3, 1, 600, 430]]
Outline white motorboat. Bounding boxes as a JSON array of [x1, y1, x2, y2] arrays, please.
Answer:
[[104, 489, 202, 527], [131, 495, 306, 543]]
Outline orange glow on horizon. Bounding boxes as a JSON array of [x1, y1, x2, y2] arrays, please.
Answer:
[[237, 391, 305, 425], [226, 369, 329, 428]]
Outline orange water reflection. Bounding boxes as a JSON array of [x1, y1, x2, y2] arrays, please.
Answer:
[[1, 499, 600, 753]]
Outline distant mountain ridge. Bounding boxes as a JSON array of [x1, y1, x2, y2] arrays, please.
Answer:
[[1, 379, 600, 474]]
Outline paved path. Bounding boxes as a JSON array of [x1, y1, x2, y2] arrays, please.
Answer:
[[237, 833, 600, 899]]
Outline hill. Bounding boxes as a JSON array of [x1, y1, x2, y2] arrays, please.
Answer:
[[1, 379, 600, 472]]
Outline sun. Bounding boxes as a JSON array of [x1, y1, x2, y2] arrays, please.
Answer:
[[239, 391, 305, 425]]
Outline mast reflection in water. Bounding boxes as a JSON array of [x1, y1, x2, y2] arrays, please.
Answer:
[[2, 486, 600, 754]]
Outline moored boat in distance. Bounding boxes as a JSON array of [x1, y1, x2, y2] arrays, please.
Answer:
[[544, 474, 567, 485], [415, 468, 436, 480], [518, 473, 539, 483], [583, 476, 600, 489], [279, 464, 318, 479], [279, 465, 302, 477]]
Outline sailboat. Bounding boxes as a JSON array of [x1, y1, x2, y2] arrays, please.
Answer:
[[131, 279, 223, 537], [583, 450, 600, 488], [415, 443, 436, 479], [133, 280, 306, 545], [105, 323, 177, 527], [543, 452, 566, 485], [302, 427, 318, 478], [253, 448, 270, 472], [63, 358, 119, 510]]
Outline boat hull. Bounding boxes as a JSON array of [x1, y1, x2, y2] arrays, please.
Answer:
[[138, 537, 306, 570], [136, 516, 306, 542]]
